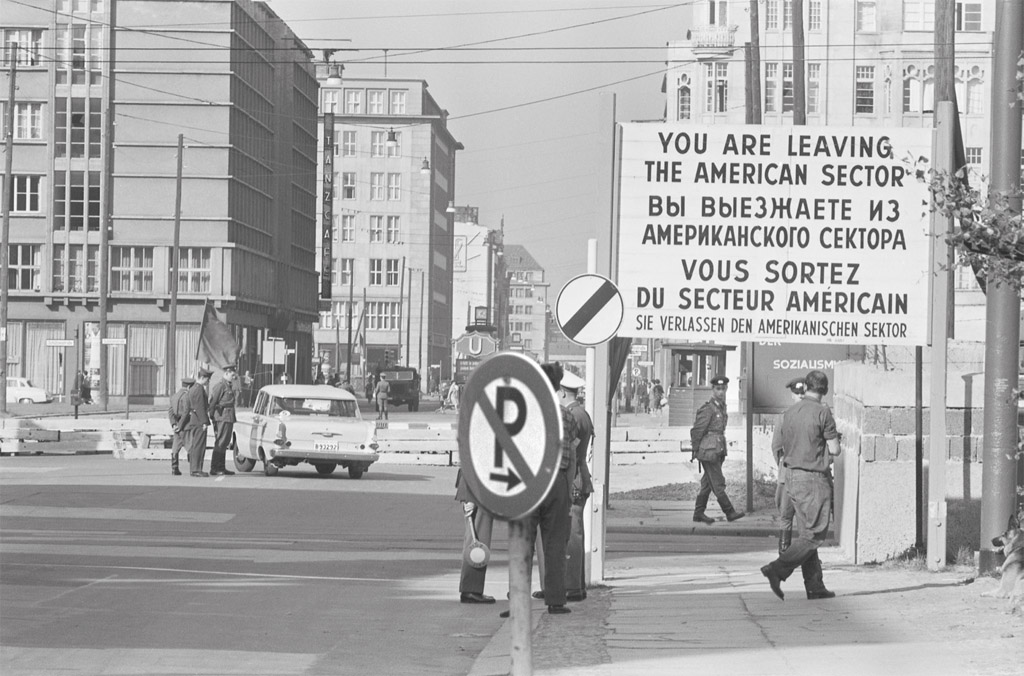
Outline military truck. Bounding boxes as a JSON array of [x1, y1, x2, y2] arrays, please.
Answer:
[[378, 367, 421, 411]]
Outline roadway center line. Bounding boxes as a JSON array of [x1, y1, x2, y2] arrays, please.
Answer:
[[2, 560, 409, 583]]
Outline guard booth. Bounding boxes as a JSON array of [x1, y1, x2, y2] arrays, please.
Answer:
[[665, 342, 736, 427]]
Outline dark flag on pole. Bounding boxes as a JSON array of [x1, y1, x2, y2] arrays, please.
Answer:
[[197, 300, 239, 369]]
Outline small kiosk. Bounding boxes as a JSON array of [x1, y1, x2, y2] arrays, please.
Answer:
[[664, 342, 737, 427]]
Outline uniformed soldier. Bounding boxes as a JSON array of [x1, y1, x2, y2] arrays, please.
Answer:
[[208, 364, 238, 476], [168, 376, 195, 476], [185, 367, 213, 477], [560, 370, 594, 602], [455, 468, 495, 604], [775, 377, 807, 552], [689, 375, 745, 524]]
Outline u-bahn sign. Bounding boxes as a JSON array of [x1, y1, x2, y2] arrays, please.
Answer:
[[617, 123, 933, 346], [457, 353, 562, 521], [454, 331, 498, 358]]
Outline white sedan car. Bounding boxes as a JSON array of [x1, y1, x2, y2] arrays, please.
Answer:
[[233, 384, 379, 478], [6, 377, 53, 404]]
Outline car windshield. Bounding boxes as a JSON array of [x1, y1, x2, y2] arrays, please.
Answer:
[[270, 397, 357, 418]]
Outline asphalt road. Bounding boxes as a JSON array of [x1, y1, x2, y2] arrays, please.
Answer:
[[0, 452, 767, 676]]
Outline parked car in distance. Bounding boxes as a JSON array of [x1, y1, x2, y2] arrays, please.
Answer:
[[6, 377, 53, 404], [378, 367, 421, 411], [233, 384, 379, 478]]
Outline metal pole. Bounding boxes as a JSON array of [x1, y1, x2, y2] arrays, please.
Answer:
[[748, 0, 761, 124], [346, 265, 354, 380], [792, 0, 806, 126], [98, 4, 116, 410], [979, 0, 1023, 574], [405, 267, 412, 364], [417, 269, 424, 374], [168, 134, 183, 392], [0, 48, 17, 415], [397, 256, 405, 364]]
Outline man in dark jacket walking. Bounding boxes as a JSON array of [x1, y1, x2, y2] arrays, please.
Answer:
[[208, 365, 238, 476], [690, 375, 744, 524]]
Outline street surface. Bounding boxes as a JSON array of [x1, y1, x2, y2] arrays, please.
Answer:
[[0, 453, 762, 676]]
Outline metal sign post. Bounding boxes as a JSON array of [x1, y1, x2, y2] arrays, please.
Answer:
[[457, 352, 562, 676]]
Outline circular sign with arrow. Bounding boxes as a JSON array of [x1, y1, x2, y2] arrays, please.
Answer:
[[457, 352, 563, 521]]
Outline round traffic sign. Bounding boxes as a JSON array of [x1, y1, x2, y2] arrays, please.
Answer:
[[555, 274, 623, 346], [457, 353, 563, 521]]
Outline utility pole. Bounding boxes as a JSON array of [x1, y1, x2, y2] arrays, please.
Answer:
[[418, 268, 424, 376], [98, 3, 116, 410], [979, 0, 1023, 573], [167, 134, 183, 390], [345, 265, 354, 381], [748, 0, 761, 124], [405, 266, 412, 366], [1, 48, 17, 416], [397, 256, 405, 364], [792, 0, 806, 125]]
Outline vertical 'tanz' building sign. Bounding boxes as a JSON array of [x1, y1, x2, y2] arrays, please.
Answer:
[[321, 112, 335, 299]]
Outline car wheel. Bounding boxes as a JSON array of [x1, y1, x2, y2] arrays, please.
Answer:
[[314, 462, 336, 475], [233, 442, 256, 473], [264, 459, 279, 476], [348, 465, 364, 479]]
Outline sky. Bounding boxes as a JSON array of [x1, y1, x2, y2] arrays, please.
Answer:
[[266, 0, 693, 296]]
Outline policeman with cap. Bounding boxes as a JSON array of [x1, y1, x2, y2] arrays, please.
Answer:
[[168, 376, 195, 475], [689, 375, 745, 524], [208, 365, 238, 476], [184, 367, 213, 476], [559, 370, 593, 601]]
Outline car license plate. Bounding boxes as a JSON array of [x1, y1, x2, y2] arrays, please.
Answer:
[[314, 441, 338, 452]]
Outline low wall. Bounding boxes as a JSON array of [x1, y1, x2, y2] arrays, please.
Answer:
[[832, 342, 986, 564]]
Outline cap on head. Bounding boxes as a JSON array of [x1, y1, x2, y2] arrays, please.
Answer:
[[222, 364, 236, 373], [560, 370, 585, 392], [785, 377, 806, 394], [710, 375, 729, 387], [182, 376, 196, 385], [197, 367, 214, 378]]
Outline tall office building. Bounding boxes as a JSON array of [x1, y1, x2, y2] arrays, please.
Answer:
[[313, 72, 462, 390], [502, 244, 549, 363], [1, 0, 319, 400]]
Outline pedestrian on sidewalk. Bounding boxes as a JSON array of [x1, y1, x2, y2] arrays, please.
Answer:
[[561, 370, 594, 602], [455, 469, 496, 605], [689, 375, 745, 524], [374, 374, 390, 420], [761, 369, 841, 601], [168, 376, 194, 476], [775, 377, 807, 553], [185, 367, 213, 477]]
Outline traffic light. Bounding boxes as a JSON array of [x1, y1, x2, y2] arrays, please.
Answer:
[[384, 350, 392, 367]]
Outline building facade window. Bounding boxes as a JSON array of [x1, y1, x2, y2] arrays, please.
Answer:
[[2, 29, 43, 66], [344, 89, 363, 114], [8, 175, 41, 213], [370, 172, 385, 200], [340, 214, 355, 242], [56, 23, 102, 85], [782, 0, 793, 30], [368, 89, 385, 114], [339, 258, 353, 286], [903, 1, 934, 31], [808, 0, 822, 30], [387, 173, 401, 200], [55, 97, 101, 158], [807, 63, 821, 113], [386, 131, 402, 157], [385, 259, 400, 286], [341, 130, 356, 157], [174, 247, 211, 293], [855, 65, 875, 114], [677, 74, 691, 120], [8, 244, 41, 291], [53, 243, 98, 293], [707, 0, 728, 25], [341, 172, 355, 199], [369, 215, 384, 242], [371, 131, 385, 157], [322, 90, 339, 113], [705, 62, 728, 114], [765, 0, 779, 29], [367, 301, 400, 330], [369, 259, 383, 285], [53, 170, 100, 230], [0, 102, 43, 140], [965, 147, 982, 165], [386, 215, 401, 243], [903, 64, 934, 114], [856, 1, 877, 32], [389, 90, 407, 114], [111, 246, 154, 292], [956, 2, 982, 31]]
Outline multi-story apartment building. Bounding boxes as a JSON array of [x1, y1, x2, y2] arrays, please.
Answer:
[[313, 72, 462, 390], [667, 0, 1020, 341], [502, 244, 549, 363], [450, 206, 507, 334], [1, 0, 318, 402]]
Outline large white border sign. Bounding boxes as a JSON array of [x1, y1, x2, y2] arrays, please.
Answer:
[[618, 123, 933, 346]]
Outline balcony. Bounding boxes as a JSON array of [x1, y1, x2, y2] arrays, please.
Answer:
[[689, 24, 739, 59]]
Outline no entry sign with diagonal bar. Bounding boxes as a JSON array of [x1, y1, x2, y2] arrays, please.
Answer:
[[555, 273, 623, 346], [457, 352, 562, 521]]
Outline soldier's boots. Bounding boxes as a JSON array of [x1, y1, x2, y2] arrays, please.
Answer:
[[801, 550, 836, 600], [778, 529, 792, 554], [693, 512, 715, 525]]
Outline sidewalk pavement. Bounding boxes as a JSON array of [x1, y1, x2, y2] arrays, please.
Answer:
[[469, 505, 1023, 676]]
